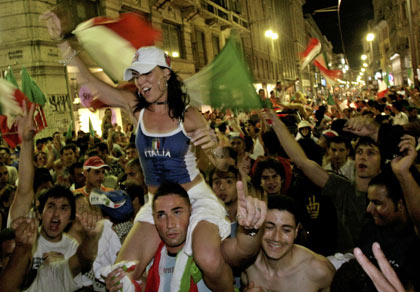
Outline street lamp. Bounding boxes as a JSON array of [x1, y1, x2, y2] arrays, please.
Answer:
[[363, 63, 368, 67], [366, 33, 375, 42], [361, 54, 367, 61], [265, 30, 278, 40], [366, 33, 375, 80], [265, 29, 278, 81]]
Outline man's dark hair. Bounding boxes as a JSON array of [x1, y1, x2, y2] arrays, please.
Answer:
[[126, 158, 141, 169], [368, 167, 404, 207], [38, 185, 76, 223], [354, 136, 379, 151], [60, 143, 76, 155], [85, 149, 100, 158], [94, 142, 109, 154], [152, 182, 190, 210], [123, 182, 145, 206], [125, 142, 136, 151], [253, 158, 285, 190], [69, 162, 83, 176], [208, 166, 239, 186], [327, 135, 351, 150], [218, 122, 227, 133], [0, 228, 15, 258], [0, 228, 15, 243], [267, 194, 300, 225], [392, 100, 405, 112], [133, 69, 190, 121], [261, 129, 287, 157], [33, 151, 47, 163], [33, 168, 53, 193]]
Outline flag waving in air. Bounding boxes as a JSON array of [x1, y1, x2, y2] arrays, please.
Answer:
[[72, 13, 161, 81], [89, 117, 95, 137], [0, 79, 28, 148], [184, 37, 262, 110], [0, 67, 48, 148], [313, 54, 343, 86], [300, 38, 321, 70]]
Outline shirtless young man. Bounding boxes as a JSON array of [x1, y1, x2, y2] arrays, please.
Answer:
[[242, 195, 335, 292]]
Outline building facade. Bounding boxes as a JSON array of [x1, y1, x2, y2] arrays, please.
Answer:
[[367, 0, 420, 87], [0, 0, 309, 138]]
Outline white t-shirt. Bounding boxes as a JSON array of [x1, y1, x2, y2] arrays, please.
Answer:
[[32, 233, 79, 270], [25, 260, 80, 292]]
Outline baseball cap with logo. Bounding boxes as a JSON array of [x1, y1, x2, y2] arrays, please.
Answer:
[[124, 46, 172, 80], [89, 189, 133, 222], [83, 156, 110, 171]]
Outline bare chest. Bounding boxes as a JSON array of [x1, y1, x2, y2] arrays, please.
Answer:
[[142, 110, 179, 133], [247, 266, 320, 292]]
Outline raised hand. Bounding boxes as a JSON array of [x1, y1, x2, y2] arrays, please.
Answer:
[[39, 11, 63, 40], [11, 217, 38, 246], [343, 116, 380, 141], [17, 101, 36, 142], [188, 126, 218, 150], [76, 205, 103, 238], [354, 243, 406, 292], [391, 135, 417, 174], [236, 181, 267, 230]]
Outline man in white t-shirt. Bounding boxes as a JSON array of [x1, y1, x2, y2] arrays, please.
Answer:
[[7, 103, 103, 292]]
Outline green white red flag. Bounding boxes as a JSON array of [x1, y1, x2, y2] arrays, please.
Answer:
[[313, 54, 342, 86], [0, 68, 47, 148], [377, 80, 388, 99], [300, 38, 321, 70], [72, 13, 161, 81]]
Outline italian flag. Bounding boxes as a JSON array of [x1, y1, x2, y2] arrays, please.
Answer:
[[0, 68, 47, 148], [313, 54, 342, 86], [72, 13, 161, 82], [377, 79, 388, 99], [73, 15, 261, 111], [300, 38, 322, 70], [0, 79, 28, 148]]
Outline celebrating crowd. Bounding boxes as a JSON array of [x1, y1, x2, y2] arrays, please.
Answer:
[[0, 10, 420, 292]]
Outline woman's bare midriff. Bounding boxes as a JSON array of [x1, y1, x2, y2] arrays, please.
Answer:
[[146, 173, 204, 195]]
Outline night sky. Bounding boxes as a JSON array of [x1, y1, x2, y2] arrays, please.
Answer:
[[303, 0, 374, 69]]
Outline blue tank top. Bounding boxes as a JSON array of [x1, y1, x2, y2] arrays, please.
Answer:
[[135, 109, 200, 187]]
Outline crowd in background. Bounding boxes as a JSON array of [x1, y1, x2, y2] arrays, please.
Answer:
[[0, 82, 419, 291]]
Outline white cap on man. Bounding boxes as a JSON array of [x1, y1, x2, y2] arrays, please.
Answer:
[[123, 46, 172, 80]]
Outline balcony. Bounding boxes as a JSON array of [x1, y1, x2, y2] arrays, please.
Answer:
[[171, 0, 199, 9], [200, 0, 249, 30]]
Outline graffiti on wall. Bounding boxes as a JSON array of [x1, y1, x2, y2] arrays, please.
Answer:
[[46, 94, 73, 133]]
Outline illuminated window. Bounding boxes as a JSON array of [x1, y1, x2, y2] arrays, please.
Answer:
[[162, 22, 182, 59]]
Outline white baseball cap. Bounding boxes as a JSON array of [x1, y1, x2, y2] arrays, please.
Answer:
[[123, 46, 172, 80], [298, 120, 312, 129]]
